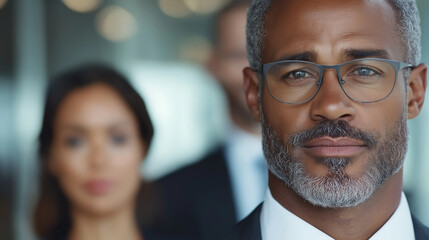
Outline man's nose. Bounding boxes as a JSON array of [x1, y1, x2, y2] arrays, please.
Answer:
[[310, 70, 356, 122]]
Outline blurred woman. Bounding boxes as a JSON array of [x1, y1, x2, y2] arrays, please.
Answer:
[[34, 65, 161, 240]]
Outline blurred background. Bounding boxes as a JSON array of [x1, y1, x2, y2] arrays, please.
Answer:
[[0, 0, 428, 239]]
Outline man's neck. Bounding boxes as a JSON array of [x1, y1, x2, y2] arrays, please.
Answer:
[[269, 170, 403, 240]]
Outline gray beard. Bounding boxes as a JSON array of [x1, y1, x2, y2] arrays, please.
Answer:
[[261, 116, 408, 208]]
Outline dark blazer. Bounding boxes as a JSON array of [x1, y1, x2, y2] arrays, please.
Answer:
[[226, 204, 429, 240], [148, 148, 237, 240]]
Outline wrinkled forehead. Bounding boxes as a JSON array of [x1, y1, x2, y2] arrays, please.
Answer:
[[262, 0, 402, 64]]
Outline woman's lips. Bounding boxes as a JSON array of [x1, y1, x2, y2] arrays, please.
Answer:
[[302, 137, 367, 157], [83, 180, 113, 195]]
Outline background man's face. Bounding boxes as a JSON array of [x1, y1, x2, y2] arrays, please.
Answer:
[[259, 0, 409, 207], [208, 6, 251, 122]]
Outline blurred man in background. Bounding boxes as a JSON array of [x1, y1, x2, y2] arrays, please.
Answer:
[[146, 1, 267, 239]]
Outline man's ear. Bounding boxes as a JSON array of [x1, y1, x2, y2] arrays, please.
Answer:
[[407, 63, 427, 119], [243, 67, 261, 122]]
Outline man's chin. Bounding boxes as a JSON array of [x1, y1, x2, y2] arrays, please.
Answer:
[[268, 158, 380, 208], [289, 173, 376, 208]]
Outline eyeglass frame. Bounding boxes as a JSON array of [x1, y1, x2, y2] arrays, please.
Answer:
[[258, 58, 415, 104]]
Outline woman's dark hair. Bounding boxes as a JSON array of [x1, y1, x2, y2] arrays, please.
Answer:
[[34, 64, 154, 238]]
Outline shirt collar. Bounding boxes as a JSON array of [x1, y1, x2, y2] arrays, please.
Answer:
[[260, 189, 415, 240], [370, 191, 415, 240]]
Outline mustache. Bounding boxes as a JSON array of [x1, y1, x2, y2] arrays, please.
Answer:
[[290, 120, 377, 148]]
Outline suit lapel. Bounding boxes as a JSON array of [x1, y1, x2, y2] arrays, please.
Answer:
[[233, 204, 262, 240], [412, 215, 429, 240]]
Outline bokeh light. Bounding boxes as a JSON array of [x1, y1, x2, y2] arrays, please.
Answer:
[[158, 0, 192, 18], [95, 6, 137, 42], [0, 0, 7, 10], [184, 0, 230, 14], [61, 0, 102, 13], [0, 0, 7, 9], [179, 36, 212, 63]]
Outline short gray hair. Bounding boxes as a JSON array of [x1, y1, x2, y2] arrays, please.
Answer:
[[246, 0, 421, 71]]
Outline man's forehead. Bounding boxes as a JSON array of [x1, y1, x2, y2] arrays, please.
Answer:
[[267, 0, 391, 11], [262, 0, 402, 64], [265, 0, 395, 31]]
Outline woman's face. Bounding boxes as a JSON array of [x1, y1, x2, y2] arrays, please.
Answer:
[[49, 83, 145, 216]]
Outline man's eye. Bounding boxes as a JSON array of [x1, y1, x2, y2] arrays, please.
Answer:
[[287, 70, 310, 79], [352, 67, 378, 76], [65, 136, 83, 148], [278, 70, 317, 86]]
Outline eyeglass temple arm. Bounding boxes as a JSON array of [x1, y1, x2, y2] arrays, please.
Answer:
[[400, 62, 415, 70]]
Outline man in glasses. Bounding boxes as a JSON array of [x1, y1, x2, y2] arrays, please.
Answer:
[[229, 0, 429, 239]]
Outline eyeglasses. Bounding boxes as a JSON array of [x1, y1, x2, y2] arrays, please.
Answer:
[[260, 58, 414, 104]]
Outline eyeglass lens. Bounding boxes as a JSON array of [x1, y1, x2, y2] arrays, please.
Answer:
[[266, 59, 396, 104]]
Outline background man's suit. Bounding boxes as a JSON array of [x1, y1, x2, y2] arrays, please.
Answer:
[[150, 148, 237, 240], [147, 123, 266, 240]]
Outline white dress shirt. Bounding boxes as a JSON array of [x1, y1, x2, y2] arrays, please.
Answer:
[[261, 189, 415, 240], [225, 125, 267, 221]]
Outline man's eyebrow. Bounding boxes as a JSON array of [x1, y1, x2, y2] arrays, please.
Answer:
[[276, 51, 317, 62], [343, 49, 390, 60], [273, 49, 390, 64]]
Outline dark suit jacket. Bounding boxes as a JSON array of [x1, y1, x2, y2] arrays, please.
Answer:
[[226, 204, 429, 240], [147, 148, 237, 240]]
